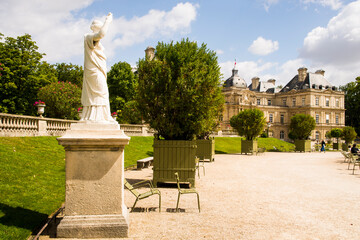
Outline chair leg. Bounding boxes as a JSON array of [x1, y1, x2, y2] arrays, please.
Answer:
[[176, 192, 181, 212], [131, 198, 139, 212], [196, 192, 200, 213], [158, 193, 161, 212]]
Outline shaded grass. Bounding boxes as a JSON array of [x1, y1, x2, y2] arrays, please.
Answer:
[[0, 137, 65, 239]]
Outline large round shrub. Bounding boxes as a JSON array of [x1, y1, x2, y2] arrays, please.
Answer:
[[342, 126, 357, 144], [289, 114, 316, 140], [37, 81, 81, 119], [136, 39, 224, 140], [330, 128, 343, 143], [230, 108, 266, 140]]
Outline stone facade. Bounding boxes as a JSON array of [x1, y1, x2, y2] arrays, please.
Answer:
[[221, 67, 345, 142]]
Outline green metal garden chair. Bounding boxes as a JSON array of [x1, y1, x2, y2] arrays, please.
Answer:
[[174, 172, 200, 213], [124, 179, 161, 212], [351, 154, 360, 175]]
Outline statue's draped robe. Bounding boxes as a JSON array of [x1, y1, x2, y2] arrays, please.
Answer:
[[80, 33, 115, 123]]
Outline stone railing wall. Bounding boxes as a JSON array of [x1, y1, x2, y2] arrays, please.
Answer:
[[0, 113, 77, 137], [0, 113, 237, 137]]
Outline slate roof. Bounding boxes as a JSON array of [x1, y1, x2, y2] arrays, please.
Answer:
[[280, 72, 336, 92], [248, 81, 277, 93]]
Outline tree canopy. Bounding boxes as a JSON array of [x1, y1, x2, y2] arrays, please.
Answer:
[[54, 63, 83, 87], [136, 39, 224, 140], [230, 108, 266, 140], [342, 126, 357, 144], [289, 114, 316, 140], [340, 77, 360, 136], [330, 128, 343, 143], [0, 33, 57, 115]]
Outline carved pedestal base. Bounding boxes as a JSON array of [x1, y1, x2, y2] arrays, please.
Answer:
[[57, 123, 130, 238]]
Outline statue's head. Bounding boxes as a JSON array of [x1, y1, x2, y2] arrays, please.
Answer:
[[90, 20, 102, 32]]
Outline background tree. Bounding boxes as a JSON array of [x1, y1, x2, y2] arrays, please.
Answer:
[[0, 33, 57, 115], [330, 128, 343, 144], [230, 108, 266, 140], [117, 100, 143, 124], [342, 126, 357, 145], [37, 81, 81, 119], [136, 39, 224, 140], [54, 63, 83, 87], [107, 61, 137, 115], [288, 114, 316, 140], [340, 77, 360, 135]]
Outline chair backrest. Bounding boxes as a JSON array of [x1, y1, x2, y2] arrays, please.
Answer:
[[124, 179, 140, 197], [174, 172, 181, 191]]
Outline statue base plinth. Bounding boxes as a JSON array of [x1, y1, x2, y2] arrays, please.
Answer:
[[57, 214, 128, 238], [56, 122, 130, 238]]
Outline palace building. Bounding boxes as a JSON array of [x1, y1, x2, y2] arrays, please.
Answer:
[[221, 67, 345, 141]]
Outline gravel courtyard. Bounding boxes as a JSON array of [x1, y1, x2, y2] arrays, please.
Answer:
[[124, 152, 360, 240]]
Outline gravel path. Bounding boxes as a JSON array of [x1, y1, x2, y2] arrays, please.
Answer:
[[124, 152, 360, 240]]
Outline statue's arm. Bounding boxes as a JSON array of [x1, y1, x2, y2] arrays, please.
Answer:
[[93, 12, 113, 41]]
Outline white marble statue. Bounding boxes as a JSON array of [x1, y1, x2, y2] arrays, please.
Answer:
[[80, 12, 116, 123]]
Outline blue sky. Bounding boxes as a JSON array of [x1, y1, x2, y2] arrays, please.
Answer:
[[1, 0, 359, 86]]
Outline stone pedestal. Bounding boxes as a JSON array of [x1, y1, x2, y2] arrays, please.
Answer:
[[57, 122, 130, 238]]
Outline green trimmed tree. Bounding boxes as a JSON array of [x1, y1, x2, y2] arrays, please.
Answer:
[[54, 63, 83, 87], [289, 114, 316, 140], [330, 128, 343, 149], [342, 126, 357, 145], [289, 114, 316, 152], [341, 78, 360, 136], [230, 108, 266, 140], [136, 39, 224, 140]]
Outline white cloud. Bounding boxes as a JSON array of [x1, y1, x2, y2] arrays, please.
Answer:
[[248, 37, 279, 56], [111, 3, 198, 48], [216, 49, 224, 55], [0, 1, 198, 63], [263, 0, 280, 12], [299, 0, 360, 85], [219, 60, 277, 84], [301, 0, 343, 10]]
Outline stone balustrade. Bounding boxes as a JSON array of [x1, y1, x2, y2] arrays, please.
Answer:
[[0, 113, 235, 137]]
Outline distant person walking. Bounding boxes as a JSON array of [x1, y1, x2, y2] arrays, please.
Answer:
[[320, 140, 326, 152]]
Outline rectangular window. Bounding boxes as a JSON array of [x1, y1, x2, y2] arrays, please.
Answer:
[[269, 113, 273, 123], [336, 114, 339, 124], [282, 98, 286, 106], [257, 99, 260, 105], [268, 99, 271, 106], [315, 97, 319, 106], [292, 98, 296, 107], [302, 97, 305, 106], [280, 114, 284, 124], [336, 99, 339, 107], [326, 114, 330, 124], [326, 98, 329, 107], [316, 114, 319, 124]]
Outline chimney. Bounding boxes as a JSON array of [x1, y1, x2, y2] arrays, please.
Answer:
[[145, 46, 155, 60], [252, 77, 260, 90], [315, 69, 325, 76], [298, 67, 308, 82], [267, 79, 276, 85]]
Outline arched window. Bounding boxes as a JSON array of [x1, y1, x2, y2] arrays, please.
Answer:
[[280, 130, 285, 140], [316, 131, 320, 141]]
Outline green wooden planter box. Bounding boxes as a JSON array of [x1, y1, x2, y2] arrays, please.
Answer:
[[153, 139, 197, 187], [196, 139, 215, 162], [294, 140, 311, 152], [333, 142, 339, 150], [241, 140, 257, 154]]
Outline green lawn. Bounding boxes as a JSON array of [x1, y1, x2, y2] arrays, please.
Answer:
[[0, 136, 293, 239]]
